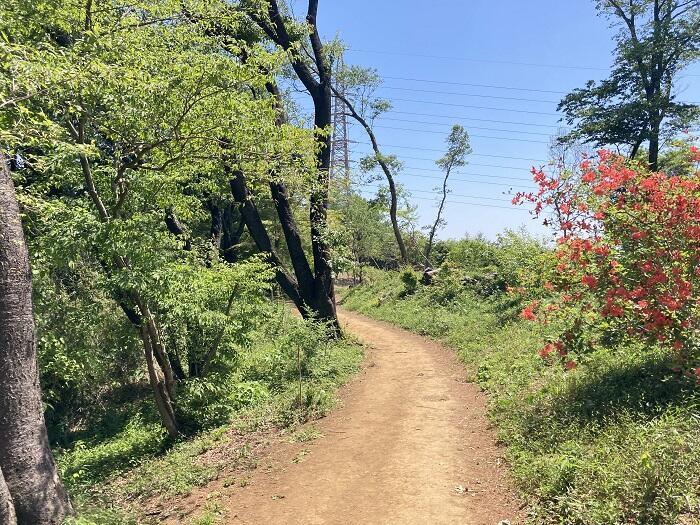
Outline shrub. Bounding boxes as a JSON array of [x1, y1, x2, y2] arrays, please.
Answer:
[[399, 267, 419, 296], [514, 150, 700, 373]]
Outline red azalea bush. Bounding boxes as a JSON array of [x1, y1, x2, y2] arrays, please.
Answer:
[[513, 150, 700, 376]]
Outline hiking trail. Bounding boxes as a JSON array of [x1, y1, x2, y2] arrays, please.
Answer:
[[172, 308, 524, 524]]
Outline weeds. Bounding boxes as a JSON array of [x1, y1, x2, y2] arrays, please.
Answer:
[[57, 304, 362, 523]]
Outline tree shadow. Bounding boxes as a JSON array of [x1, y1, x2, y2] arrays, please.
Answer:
[[518, 351, 697, 446]]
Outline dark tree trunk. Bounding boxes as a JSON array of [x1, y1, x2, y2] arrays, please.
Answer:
[[207, 200, 223, 248], [0, 155, 74, 524], [243, 0, 340, 334], [648, 115, 661, 170], [229, 169, 304, 309], [165, 209, 192, 251], [221, 203, 245, 263]]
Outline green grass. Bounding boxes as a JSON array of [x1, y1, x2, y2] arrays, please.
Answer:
[[57, 306, 363, 524], [341, 268, 700, 525]]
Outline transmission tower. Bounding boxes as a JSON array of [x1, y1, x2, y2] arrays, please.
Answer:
[[330, 57, 351, 186]]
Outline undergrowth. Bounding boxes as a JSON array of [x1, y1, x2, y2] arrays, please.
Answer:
[[57, 303, 363, 524], [341, 267, 700, 525]]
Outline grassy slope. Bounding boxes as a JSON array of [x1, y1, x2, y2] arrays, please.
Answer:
[[58, 305, 363, 525], [341, 269, 700, 525]]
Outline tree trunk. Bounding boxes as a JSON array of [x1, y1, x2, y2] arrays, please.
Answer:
[[221, 203, 245, 263], [139, 326, 179, 439], [133, 297, 177, 402], [117, 300, 181, 432], [247, 2, 340, 335], [425, 166, 451, 264], [331, 86, 408, 263], [0, 155, 74, 524], [0, 467, 17, 525], [648, 115, 661, 171]]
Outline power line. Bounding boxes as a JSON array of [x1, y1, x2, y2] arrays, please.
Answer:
[[291, 92, 561, 117], [379, 85, 558, 104], [413, 195, 529, 211], [347, 48, 610, 72], [402, 172, 531, 189], [348, 151, 537, 171], [396, 172, 531, 189], [391, 98, 560, 116], [382, 75, 569, 95], [355, 185, 527, 211], [386, 110, 560, 128], [350, 161, 534, 182], [352, 141, 547, 162], [358, 181, 512, 201], [380, 117, 554, 136], [372, 125, 549, 144]]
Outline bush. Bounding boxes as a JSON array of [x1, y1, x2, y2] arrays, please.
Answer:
[[514, 150, 700, 372], [399, 267, 419, 296]]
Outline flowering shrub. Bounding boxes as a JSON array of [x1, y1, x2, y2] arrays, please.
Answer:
[[513, 150, 700, 376]]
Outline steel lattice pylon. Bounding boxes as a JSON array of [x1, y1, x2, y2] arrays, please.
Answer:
[[330, 57, 351, 185]]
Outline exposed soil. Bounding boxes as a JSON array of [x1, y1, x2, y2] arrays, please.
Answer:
[[164, 308, 525, 524]]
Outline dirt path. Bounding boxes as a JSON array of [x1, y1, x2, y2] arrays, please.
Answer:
[[196, 309, 523, 524]]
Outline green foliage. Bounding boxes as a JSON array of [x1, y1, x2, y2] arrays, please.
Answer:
[[558, 0, 700, 161], [342, 266, 700, 524], [436, 124, 471, 171], [417, 230, 547, 318], [55, 304, 362, 520], [399, 267, 419, 296]]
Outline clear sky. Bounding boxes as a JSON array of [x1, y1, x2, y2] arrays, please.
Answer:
[[291, 0, 700, 240]]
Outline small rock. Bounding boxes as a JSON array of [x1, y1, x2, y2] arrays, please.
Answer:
[[498, 520, 511, 525]]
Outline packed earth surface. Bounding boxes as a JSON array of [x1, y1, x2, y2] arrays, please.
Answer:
[[172, 308, 524, 525]]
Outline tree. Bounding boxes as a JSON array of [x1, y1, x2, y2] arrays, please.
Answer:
[[223, 0, 341, 332], [2, 0, 287, 437], [0, 155, 73, 524], [425, 125, 471, 264], [558, 0, 700, 169], [333, 190, 398, 282], [331, 64, 409, 262]]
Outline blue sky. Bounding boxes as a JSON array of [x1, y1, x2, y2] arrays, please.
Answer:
[[291, 1, 700, 240]]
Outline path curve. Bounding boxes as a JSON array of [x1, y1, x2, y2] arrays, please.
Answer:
[[224, 308, 523, 524]]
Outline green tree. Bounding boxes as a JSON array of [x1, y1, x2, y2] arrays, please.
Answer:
[[2, 0, 289, 437], [331, 63, 409, 263], [558, 0, 700, 169], [425, 125, 471, 264]]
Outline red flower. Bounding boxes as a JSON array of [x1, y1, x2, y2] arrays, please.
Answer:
[[521, 301, 538, 321], [539, 343, 554, 358], [581, 274, 598, 289]]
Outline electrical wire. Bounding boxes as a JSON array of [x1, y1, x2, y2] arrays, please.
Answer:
[[372, 125, 549, 144], [351, 142, 546, 161], [378, 85, 558, 104], [379, 117, 554, 136]]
